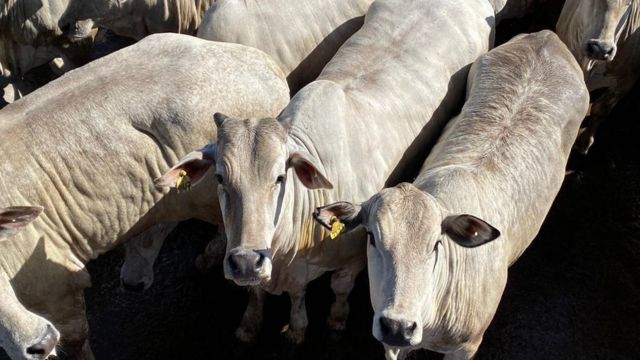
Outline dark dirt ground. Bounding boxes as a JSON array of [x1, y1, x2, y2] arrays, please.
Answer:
[[4, 1, 640, 359]]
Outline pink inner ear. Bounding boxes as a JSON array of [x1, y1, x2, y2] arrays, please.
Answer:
[[154, 168, 183, 188], [154, 159, 213, 188], [294, 162, 316, 186]]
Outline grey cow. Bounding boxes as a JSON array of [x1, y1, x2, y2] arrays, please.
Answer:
[[159, 0, 505, 344], [315, 31, 589, 360], [197, 0, 374, 95], [0, 34, 288, 359], [556, 0, 640, 154]]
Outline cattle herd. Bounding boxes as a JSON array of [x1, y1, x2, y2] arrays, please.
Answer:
[[0, 0, 638, 359]]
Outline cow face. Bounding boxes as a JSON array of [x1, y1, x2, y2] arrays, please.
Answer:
[[0, 206, 60, 360], [315, 184, 499, 349], [558, 0, 633, 65], [214, 114, 332, 286], [120, 222, 176, 292], [59, 0, 128, 39], [155, 113, 332, 287]]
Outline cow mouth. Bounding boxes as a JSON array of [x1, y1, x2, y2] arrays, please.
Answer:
[[66, 19, 95, 40], [230, 273, 271, 287]]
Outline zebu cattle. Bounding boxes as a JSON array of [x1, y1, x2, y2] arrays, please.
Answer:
[[0, 33, 288, 359], [159, 0, 506, 344], [62, 0, 216, 41], [556, 0, 640, 154], [197, 0, 374, 95], [0, 0, 93, 107], [315, 31, 589, 360]]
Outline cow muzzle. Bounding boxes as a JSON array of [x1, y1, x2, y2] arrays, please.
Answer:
[[375, 316, 421, 348], [224, 248, 272, 286], [64, 19, 95, 41], [586, 39, 617, 61], [25, 324, 59, 360]]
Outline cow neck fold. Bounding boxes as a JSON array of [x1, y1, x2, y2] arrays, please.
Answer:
[[271, 133, 330, 261]]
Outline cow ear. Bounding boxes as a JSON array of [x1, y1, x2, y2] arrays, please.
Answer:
[[442, 214, 500, 248], [154, 143, 216, 189], [213, 112, 229, 128], [313, 202, 362, 232], [286, 142, 333, 190], [0, 206, 43, 241]]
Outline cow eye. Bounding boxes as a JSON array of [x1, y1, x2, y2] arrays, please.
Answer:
[[367, 231, 375, 248], [434, 240, 442, 252], [215, 174, 224, 185], [276, 175, 285, 184]]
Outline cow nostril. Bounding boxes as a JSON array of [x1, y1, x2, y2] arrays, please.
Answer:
[[26, 325, 57, 358], [587, 42, 600, 56], [227, 255, 240, 273], [26, 345, 46, 356], [255, 251, 266, 268], [404, 321, 418, 337]]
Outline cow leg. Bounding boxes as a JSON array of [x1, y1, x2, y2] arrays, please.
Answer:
[[326, 268, 356, 334], [235, 286, 266, 343], [574, 89, 622, 155], [284, 286, 308, 344]]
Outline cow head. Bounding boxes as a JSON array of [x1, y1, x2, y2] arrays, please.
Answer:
[[155, 114, 332, 286], [120, 222, 176, 292], [557, 0, 633, 66], [59, 0, 128, 39], [0, 206, 60, 360], [314, 184, 500, 349]]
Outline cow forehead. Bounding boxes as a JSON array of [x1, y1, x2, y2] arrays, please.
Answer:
[[217, 118, 288, 176], [367, 185, 442, 244]]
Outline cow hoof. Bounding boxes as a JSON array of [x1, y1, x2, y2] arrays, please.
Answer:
[[281, 324, 305, 345]]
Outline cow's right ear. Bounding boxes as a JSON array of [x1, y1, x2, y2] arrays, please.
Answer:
[[0, 206, 43, 241], [313, 202, 363, 233], [154, 143, 216, 190]]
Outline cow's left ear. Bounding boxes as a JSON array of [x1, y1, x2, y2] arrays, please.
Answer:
[[313, 202, 362, 232], [442, 214, 500, 248], [0, 206, 43, 241], [154, 143, 216, 190], [287, 141, 333, 190]]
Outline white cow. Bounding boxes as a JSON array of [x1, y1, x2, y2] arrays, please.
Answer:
[[315, 31, 589, 360], [197, 0, 374, 95], [556, 0, 640, 154], [159, 0, 506, 345], [0, 34, 288, 359]]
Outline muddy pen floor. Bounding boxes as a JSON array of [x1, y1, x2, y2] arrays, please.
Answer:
[[3, 3, 640, 359]]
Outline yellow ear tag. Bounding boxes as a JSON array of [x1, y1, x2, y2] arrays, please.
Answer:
[[329, 216, 345, 240], [175, 170, 191, 193]]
